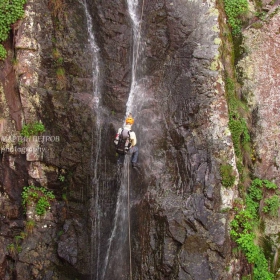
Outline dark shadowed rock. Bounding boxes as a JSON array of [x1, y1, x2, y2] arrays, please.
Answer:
[[0, 0, 279, 279]]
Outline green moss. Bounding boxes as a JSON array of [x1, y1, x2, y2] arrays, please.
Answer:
[[220, 163, 235, 187], [56, 67, 65, 76], [232, 34, 245, 66], [225, 77, 251, 180]]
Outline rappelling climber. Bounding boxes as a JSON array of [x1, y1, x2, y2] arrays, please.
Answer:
[[114, 113, 139, 168]]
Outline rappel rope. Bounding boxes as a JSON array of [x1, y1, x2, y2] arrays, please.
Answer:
[[127, 0, 145, 279], [127, 160, 132, 280]]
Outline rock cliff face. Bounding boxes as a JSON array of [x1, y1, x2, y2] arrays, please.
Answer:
[[0, 0, 279, 279], [237, 7, 280, 276]]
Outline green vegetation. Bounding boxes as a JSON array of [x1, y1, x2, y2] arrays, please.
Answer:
[[56, 66, 66, 89], [0, 0, 26, 60], [220, 163, 235, 187], [62, 193, 67, 201], [22, 185, 55, 216], [230, 178, 279, 279], [7, 232, 26, 256], [56, 67, 65, 76], [221, 1, 278, 278], [223, 0, 248, 36], [52, 48, 67, 89], [53, 48, 64, 67], [21, 121, 45, 137], [25, 219, 35, 233], [263, 195, 280, 217], [58, 174, 65, 182], [225, 77, 251, 178], [7, 243, 20, 255]]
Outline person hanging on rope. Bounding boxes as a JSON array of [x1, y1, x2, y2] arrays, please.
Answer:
[[114, 113, 139, 168]]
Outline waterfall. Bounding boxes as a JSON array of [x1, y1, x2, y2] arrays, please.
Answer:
[[80, 1, 101, 279], [101, 162, 130, 279], [126, 0, 142, 116], [100, 1, 143, 279], [80, 0, 144, 278]]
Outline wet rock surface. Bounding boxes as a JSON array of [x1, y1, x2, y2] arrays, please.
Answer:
[[128, 0, 235, 278], [0, 0, 279, 279]]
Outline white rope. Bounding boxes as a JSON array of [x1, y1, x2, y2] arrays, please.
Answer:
[[127, 160, 132, 280], [127, 1, 145, 279]]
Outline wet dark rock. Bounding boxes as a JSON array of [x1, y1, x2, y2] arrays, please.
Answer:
[[0, 0, 278, 278]]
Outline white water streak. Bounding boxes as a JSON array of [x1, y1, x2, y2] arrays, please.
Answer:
[[101, 3, 142, 277], [126, 0, 141, 115], [101, 162, 129, 280], [80, 1, 101, 280]]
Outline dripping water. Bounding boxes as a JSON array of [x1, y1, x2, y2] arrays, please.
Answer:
[[101, 1, 143, 279], [80, 1, 101, 279], [126, 0, 143, 115], [101, 161, 130, 279]]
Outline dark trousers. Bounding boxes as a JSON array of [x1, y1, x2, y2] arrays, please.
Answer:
[[117, 146, 138, 164]]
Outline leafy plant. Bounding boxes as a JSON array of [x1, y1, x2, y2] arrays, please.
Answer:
[[0, 0, 26, 60], [58, 175, 65, 182], [255, 11, 266, 21], [230, 211, 274, 279], [56, 56, 64, 65], [21, 122, 45, 137], [0, 45, 7, 60], [263, 179, 277, 190], [263, 195, 280, 217], [223, 0, 248, 35], [15, 233, 26, 245], [230, 178, 279, 279], [7, 242, 22, 255], [22, 185, 55, 216]]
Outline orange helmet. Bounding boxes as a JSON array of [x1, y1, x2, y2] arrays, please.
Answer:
[[126, 115, 134, 125]]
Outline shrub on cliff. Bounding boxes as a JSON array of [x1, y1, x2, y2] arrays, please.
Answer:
[[0, 0, 26, 60], [22, 185, 55, 216], [223, 0, 248, 36]]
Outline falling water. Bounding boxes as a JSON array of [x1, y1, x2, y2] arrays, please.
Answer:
[[100, 1, 143, 279], [80, 1, 101, 279], [101, 161, 130, 279], [126, 0, 142, 115]]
